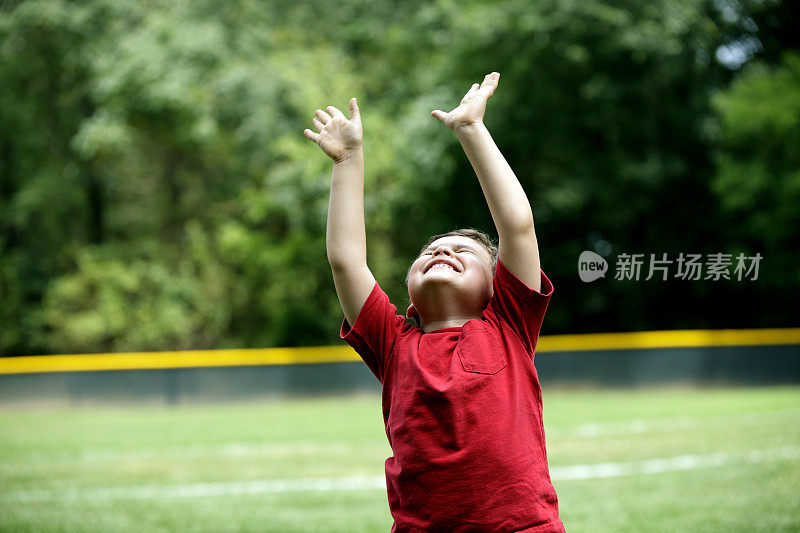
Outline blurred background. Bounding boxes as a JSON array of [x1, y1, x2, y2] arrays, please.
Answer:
[[1, 0, 798, 355], [1, 0, 798, 531]]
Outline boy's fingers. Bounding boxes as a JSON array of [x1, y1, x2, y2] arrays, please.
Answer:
[[479, 72, 500, 95], [349, 98, 361, 125], [315, 109, 331, 124], [303, 129, 319, 143], [431, 110, 447, 123], [312, 117, 324, 132], [462, 83, 479, 103], [327, 105, 346, 119]]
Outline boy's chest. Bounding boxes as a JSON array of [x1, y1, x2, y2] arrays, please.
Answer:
[[389, 320, 520, 395], [414, 333, 461, 378], [381, 320, 540, 453]]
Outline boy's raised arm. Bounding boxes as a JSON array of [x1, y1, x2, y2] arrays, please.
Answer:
[[304, 98, 376, 326], [432, 72, 542, 292]]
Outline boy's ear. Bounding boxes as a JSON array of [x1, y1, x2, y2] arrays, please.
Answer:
[[406, 303, 418, 320]]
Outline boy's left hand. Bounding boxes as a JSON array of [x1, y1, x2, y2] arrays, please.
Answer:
[[431, 72, 499, 131]]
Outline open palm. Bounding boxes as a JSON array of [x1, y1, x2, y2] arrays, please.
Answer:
[[431, 72, 500, 131], [304, 99, 362, 162]]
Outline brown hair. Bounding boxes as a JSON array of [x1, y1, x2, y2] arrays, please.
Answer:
[[418, 228, 498, 271]]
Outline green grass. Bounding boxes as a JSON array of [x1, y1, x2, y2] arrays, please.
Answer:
[[1, 386, 798, 532]]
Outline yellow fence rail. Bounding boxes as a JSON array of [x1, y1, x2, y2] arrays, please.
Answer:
[[1, 328, 798, 375]]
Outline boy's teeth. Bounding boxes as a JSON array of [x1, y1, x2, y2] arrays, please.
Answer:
[[431, 263, 454, 271]]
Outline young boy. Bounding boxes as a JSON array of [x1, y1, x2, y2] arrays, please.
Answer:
[[304, 72, 563, 532]]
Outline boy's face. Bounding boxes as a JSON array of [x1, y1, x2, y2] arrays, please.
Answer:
[[406, 236, 494, 322]]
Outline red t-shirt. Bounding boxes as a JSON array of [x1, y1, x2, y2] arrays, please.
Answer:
[[340, 259, 563, 532]]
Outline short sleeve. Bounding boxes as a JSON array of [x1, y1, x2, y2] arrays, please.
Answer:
[[340, 281, 407, 382], [485, 259, 554, 354]]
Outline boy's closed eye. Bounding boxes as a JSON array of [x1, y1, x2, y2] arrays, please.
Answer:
[[422, 247, 476, 256]]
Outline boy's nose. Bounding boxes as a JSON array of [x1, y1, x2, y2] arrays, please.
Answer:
[[432, 246, 454, 257]]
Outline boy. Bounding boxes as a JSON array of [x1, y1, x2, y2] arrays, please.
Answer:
[[304, 72, 564, 532]]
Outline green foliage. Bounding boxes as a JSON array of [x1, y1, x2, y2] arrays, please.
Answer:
[[712, 52, 800, 287], [43, 224, 234, 352], [0, 0, 797, 354]]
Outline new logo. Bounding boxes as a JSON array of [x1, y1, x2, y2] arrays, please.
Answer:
[[578, 251, 608, 282]]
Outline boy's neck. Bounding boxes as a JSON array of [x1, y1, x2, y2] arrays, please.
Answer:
[[421, 315, 479, 333]]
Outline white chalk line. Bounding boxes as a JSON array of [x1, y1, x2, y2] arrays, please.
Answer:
[[5, 407, 798, 468], [549, 445, 800, 480], [1, 476, 388, 504], [3, 445, 798, 504], [0, 442, 390, 471], [549, 407, 800, 439]]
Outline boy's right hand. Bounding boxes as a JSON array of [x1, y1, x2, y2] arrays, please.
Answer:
[[304, 98, 363, 163], [431, 72, 499, 132]]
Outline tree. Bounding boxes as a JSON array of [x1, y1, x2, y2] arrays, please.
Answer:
[[712, 52, 800, 293], [2, 0, 796, 355]]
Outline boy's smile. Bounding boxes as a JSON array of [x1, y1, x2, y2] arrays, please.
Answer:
[[410, 236, 492, 285], [424, 257, 461, 273]]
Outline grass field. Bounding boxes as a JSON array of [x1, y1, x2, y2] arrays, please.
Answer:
[[1, 385, 798, 532]]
